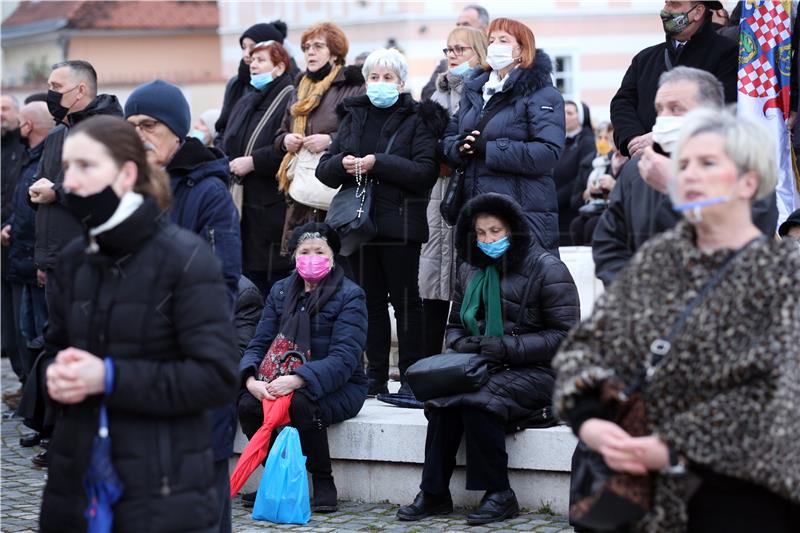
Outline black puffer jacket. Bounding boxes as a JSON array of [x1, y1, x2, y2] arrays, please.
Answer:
[[427, 193, 580, 428], [316, 93, 449, 243], [33, 94, 123, 270], [39, 199, 238, 533]]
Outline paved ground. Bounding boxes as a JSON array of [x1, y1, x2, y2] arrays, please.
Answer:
[[1, 358, 573, 532]]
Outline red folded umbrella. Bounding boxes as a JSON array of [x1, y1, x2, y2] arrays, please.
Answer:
[[230, 394, 293, 498]]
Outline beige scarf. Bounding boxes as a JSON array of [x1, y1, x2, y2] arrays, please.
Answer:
[[276, 64, 342, 192]]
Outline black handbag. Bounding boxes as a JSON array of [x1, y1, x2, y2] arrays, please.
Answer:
[[405, 352, 498, 401], [569, 237, 764, 531], [325, 129, 400, 256], [439, 96, 508, 226]]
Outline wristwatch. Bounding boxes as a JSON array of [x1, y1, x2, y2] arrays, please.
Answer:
[[661, 447, 688, 476]]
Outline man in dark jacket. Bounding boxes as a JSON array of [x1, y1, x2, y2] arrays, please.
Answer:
[[28, 60, 123, 283], [594, 66, 778, 286], [610, 1, 735, 157]]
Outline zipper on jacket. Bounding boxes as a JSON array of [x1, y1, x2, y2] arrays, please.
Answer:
[[207, 227, 216, 253], [157, 421, 172, 496]]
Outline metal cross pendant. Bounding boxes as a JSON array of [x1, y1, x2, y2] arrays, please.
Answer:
[[356, 207, 364, 217]]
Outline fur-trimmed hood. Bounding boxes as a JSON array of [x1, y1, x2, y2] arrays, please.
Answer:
[[454, 193, 534, 272], [336, 92, 450, 138], [465, 49, 554, 98]]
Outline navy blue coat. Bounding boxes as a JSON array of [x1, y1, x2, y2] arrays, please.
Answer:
[[166, 138, 242, 300], [7, 143, 43, 285], [240, 273, 368, 426], [442, 52, 566, 252]]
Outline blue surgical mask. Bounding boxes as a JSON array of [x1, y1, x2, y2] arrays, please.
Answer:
[[477, 236, 510, 259], [189, 128, 207, 144], [449, 61, 471, 76], [250, 72, 273, 90], [367, 82, 400, 108]]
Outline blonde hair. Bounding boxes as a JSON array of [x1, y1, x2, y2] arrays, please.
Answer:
[[447, 26, 489, 68]]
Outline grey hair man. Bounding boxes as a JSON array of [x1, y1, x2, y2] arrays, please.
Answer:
[[592, 66, 777, 286], [421, 4, 490, 100]]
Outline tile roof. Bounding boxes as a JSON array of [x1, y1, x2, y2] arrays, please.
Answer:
[[3, 1, 219, 31]]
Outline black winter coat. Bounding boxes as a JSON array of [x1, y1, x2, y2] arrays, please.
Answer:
[[33, 94, 123, 271], [552, 130, 595, 246], [610, 19, 737, 157], [316, 93, 448, 243], [428, 194, 580, 429], [1, 128, 25, 226], [39, 199, 239, 533], [592, 156, 779, 286], [7, 143, 44, 284], [221, 72, 294, 272], [442, 52, 566, 253], [239, 273, 368, 426]]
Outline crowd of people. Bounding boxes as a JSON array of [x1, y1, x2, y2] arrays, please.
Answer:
[[0, 1, 798, 532]]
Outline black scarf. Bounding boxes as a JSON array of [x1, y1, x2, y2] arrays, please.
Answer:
[[278, 266, 345, 354], [306, 62, 333, 82]]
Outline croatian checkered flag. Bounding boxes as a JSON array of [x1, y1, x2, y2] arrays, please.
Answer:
[[737, 0, 799, 227]]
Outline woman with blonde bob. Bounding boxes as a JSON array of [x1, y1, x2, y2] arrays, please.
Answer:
[[418, 26, 488, 358], [553, 108, 800, 532]]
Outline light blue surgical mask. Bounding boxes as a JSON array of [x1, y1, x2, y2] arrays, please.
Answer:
[[250, 72, 274, 90], [367, 82, 400, 108], [189, 128, 207, 144], [449, 61, 471, 77], [477, 236, 510, 259]]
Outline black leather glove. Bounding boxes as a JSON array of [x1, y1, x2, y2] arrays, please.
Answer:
[[453, 335, 482, 353], [470, 131, 487, 157], [456, 130, 480, 159], [478, 336, 506, 361]]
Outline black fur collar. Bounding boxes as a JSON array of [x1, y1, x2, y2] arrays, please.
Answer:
[[465, 49, 554, 98], [454, 193, 533, 272]]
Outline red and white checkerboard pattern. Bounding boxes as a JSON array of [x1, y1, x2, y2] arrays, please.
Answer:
[[747, 2, 791, 52], [738, 55, 777, 98]]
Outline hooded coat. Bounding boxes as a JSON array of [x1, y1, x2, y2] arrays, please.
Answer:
[[33, 94, 123, 271], [166, 137, 242, 300], [39, 199, 239, 533], [316, 93, 449, 244], [221, 71, 295, 273], [426, 193, 580, 429], [441, 52, 566, 253]]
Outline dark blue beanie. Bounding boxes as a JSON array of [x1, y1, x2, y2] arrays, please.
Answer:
[[124, 79, 191, 139]]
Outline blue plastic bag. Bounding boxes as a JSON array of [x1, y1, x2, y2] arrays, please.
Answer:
[[252, 426, 311, 524]]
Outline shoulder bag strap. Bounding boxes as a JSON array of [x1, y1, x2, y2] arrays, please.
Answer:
[[244, 85, 293, 157]]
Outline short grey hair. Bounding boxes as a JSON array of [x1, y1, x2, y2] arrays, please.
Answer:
[[2, 95, 19, 109], [361, 48, 408, 83], [671, 108, 777, 201], [52, 60, 98, 98], [463, 5, 490, 28], [658, 66, 724, 108]]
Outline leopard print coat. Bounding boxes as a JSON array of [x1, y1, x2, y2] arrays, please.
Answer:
[[553, 221, 800, 532]]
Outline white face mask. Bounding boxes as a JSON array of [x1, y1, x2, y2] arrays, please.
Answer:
[[651, 115, 685, 154], [486, 43, 516, 71]]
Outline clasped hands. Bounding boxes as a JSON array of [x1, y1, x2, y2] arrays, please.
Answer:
[[341, 154, 376, 176], [453, 335, 506, 360], [246, 374, 305, 401], [579, 418, 670, 475], [46, 347, 105, 404], [284, 133, 331, 154], [457, 129, 486, 158]]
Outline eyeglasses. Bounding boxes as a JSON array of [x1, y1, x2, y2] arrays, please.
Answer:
[[442, 45, 473, 57], [301, 42, 328, 52], [128, 119, 161, 134]]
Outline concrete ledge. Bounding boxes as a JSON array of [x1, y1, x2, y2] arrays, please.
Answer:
[[232, 398, 578, 513]]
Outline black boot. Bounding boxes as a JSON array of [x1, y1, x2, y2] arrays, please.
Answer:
[[397, 490, 453, 521], [466, 489, 519, 525], [299, 426, 338, 513]]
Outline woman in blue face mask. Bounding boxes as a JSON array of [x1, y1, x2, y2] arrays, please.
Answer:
[[396, 192, 579, 525], [419, 26, 488, 362], [316, 48, 450, 398]]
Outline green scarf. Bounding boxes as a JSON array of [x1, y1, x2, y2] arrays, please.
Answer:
[[460, 264, 504, 337]]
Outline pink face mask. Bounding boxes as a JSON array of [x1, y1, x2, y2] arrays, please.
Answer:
[[296, 255, 332, 283]]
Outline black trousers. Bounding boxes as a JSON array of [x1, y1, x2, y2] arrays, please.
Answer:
[[422, 299, 450, 357], [569, 214, 601, 247], [421, 407, 510, 494], [1, 278, 25, 382], [348, 240, 423, 383], [213, 459, 231, 533]]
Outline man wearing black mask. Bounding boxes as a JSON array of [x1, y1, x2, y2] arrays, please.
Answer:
[[28, 60, 122, 294], [610, 1, 736, 158]]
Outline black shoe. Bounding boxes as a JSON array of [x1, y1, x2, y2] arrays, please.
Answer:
[[31, 449, 48, 468], [39, 438, 50, 450], [367, 380, 388, 397], [466, 489, 520, 525], [19, 431, 41, 448], [241, 491, 256, 507], [396, 490, 453, 521], [311, 475, 338, 513]]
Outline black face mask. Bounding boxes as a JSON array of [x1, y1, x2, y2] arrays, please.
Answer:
[[64, 186, 121, 229], [46, 89, 72, 123], [307, 62, 333, 82], [237, 59, 251, 84]]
